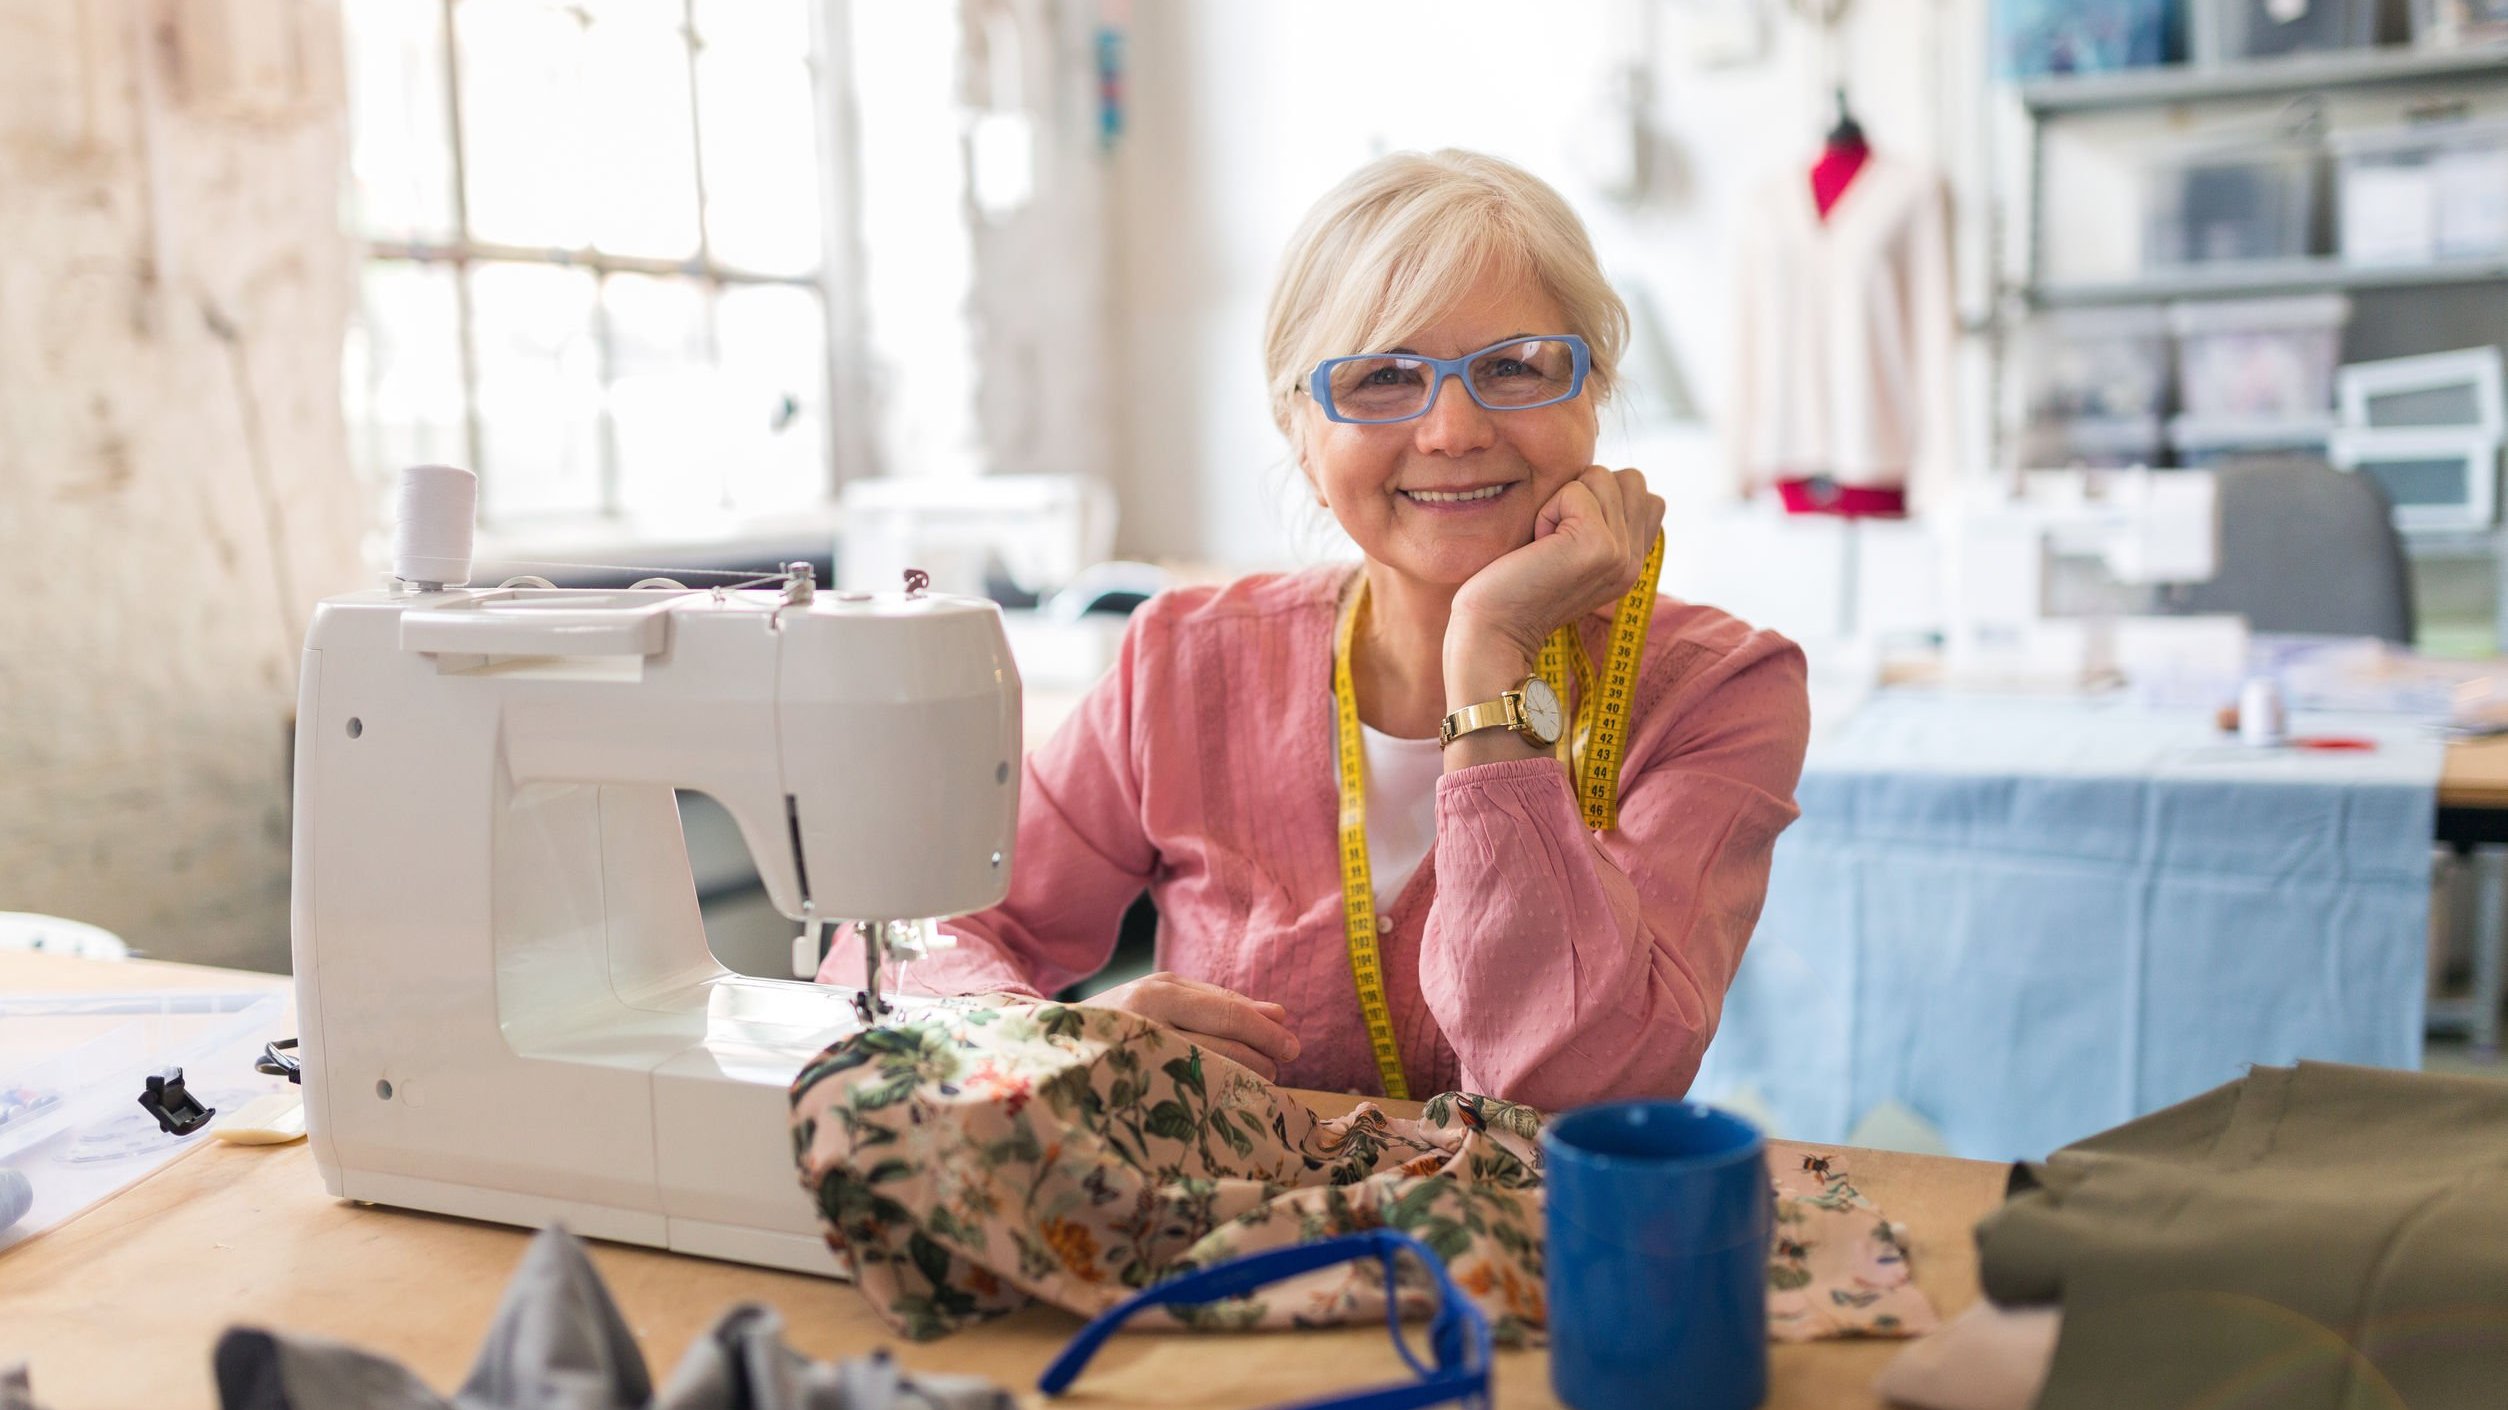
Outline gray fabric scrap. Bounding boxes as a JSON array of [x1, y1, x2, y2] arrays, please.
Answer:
[[655, 1306, 1011, 1410], [456, 1223, 651, 1409], [203, 1227, 1010, 1410]]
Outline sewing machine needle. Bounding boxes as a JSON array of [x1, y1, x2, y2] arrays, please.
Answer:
[[855, 925, 888, 1024]]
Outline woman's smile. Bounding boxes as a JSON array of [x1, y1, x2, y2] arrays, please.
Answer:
[[1397, 480, 1518, 511]]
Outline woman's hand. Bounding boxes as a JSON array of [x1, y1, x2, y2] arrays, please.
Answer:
[[1080, 971, 1303, 1081], [1446, 466, 1664, 691]]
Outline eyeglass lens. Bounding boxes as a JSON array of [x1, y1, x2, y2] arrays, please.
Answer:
[[1327, 338, 1578, 422]]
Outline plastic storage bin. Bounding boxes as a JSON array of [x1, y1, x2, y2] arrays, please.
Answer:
[[2023, 306, 2172, 420], [2192, 0, 2379, 64], [2170, 294, 2350, 421], [2144, 138, 2325, 267], [2410, 0, 2508, 48], [2333, 120, 2508, 265], [1997, 0, 2178, 76]]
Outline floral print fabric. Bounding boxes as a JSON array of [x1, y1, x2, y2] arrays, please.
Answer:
[[1768, 1154, 1940, 1341], [788, 997, 1547, 1343], [787, 999, 1932, 1346]]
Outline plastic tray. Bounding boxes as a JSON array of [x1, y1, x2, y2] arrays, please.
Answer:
[[0, 989, 290, 1253]]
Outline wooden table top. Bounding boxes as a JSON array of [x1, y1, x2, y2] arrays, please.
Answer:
[[0, 951, 2009, 1409], [2442, 734, 2508, 810]]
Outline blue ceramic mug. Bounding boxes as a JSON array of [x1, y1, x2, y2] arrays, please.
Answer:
[[1542, 1102, 1771, 1410]]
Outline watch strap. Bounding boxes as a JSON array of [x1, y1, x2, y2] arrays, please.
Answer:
[[1439, 694, 1523, 748]]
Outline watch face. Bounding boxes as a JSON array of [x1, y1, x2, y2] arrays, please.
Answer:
[[1519, 677, 1564, 745]]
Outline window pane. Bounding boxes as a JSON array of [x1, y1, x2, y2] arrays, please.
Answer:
[[342, 0, 457, 241], [582, 6, 700, 259], [693, 0, 808, 53], [697, 47, 820, 276], [716, 284, 828, 513], [471, 262, 603, 521], [604, 273, 720, 519], [852, 0, 977, 476], [579, 0, 681, 25], [455, 0, 590, 249], [342, 262, 466, 489]]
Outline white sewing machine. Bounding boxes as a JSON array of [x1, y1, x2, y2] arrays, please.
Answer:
[[289, 469, 1019, 1276], [1943, 467, 2237, 690]]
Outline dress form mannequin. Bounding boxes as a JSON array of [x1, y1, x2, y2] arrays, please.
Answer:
[[1810, 95, 1869, 222], [1777, 88, 1908, 521]]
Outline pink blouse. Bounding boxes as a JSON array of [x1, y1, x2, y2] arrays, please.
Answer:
[[819, 566, 1809, 1110]]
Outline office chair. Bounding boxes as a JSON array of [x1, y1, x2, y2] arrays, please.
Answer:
[[2165, 458, 2417, 644]]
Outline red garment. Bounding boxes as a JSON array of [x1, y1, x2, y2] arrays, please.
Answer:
[[1776, 475, 1907, 519], [1810, 140, 1870, 221]]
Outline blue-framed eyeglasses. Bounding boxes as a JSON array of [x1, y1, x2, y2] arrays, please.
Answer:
[[1307, 334, 1589, 425], [1040, 1229, 1494, 1410]]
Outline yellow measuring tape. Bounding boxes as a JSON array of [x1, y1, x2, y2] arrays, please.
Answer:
[[1331, 533, 1665, 1099], [1543, 533, 1665, 833], [1331, 581, 1410, 1098]]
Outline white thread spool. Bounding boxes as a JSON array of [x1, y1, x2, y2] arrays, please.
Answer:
[[2239, 676, 2287, 748], [392, 464, 477, 589]]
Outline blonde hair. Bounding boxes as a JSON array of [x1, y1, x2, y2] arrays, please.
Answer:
[[1262, 149, 1628, 442]]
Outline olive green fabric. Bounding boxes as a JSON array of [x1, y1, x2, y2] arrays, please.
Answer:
[[1977, 1062, 2508, 1410]]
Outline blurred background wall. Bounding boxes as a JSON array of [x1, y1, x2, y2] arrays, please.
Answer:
[[1102, 0, 1996, 567], [0, 0, 365, 971]]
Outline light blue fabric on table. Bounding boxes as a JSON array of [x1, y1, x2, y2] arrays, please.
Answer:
[[1692, 694, 2441, 1163]]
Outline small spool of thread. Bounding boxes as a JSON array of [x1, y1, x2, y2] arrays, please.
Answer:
[[392, 464, 477, 589], [2239, 676, 2287, 748]]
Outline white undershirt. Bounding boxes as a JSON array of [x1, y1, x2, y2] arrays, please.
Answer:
[[1349, 722, 1444, 906]]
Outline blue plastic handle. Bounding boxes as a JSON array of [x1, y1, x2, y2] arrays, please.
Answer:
[[1038, 1229, 1491, 1410]]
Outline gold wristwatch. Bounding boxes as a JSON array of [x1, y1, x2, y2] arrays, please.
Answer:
[[1439, 674, 1565, 749]]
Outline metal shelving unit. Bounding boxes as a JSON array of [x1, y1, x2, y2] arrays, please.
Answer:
[[2011, 44, 2508, 303], [1998, 43, 2508, 646], [2019, 44, 2508, 114], [2032, 256, 2508, 308]]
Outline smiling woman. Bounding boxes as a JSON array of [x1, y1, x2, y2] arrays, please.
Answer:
[[821, 149, 1811, 1113]]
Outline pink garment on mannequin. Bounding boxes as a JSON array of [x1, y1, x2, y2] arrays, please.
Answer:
[[1811, 139, 1870, 221]]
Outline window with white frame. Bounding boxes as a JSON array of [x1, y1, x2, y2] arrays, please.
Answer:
[[338, 0, 846, 533]]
